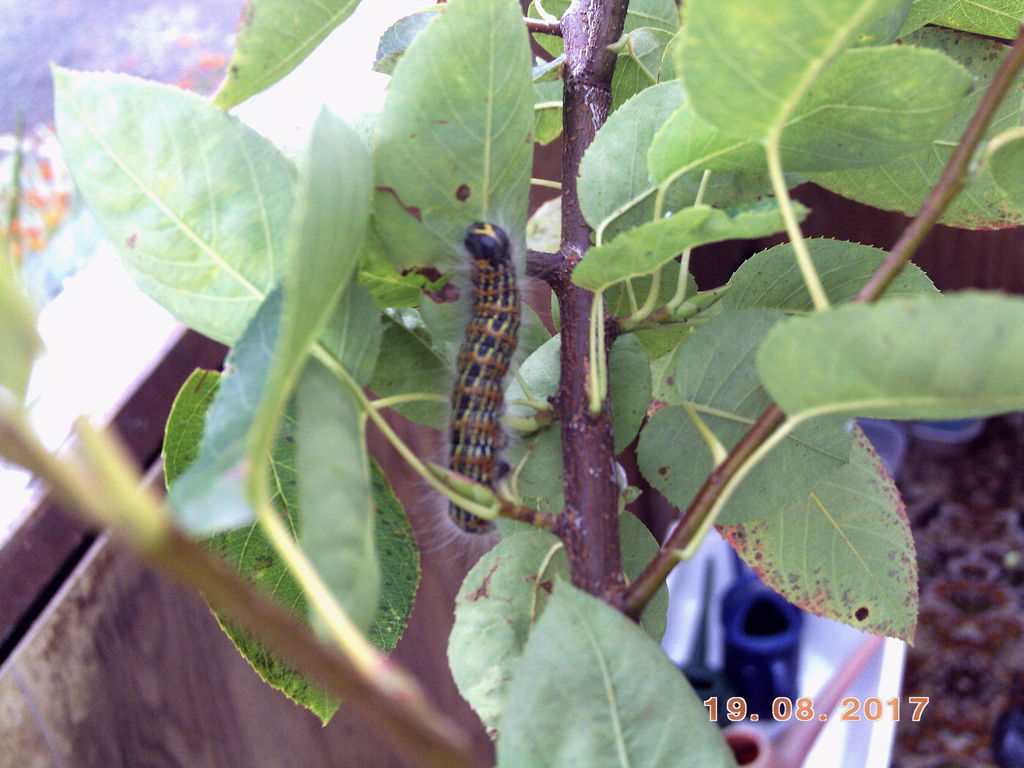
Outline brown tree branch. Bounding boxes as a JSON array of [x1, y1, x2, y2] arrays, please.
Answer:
[[621, 24, 1024, 620], [525, 17, 562, 36], [526, 248, 562, 282], [552, 0, 630, 599]]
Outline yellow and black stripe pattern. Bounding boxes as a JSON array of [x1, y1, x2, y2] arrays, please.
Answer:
[[449, 223, 521, 533]]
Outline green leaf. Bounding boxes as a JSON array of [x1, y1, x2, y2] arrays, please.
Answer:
[[497, 583, 735, 768], [358, 224, 448, 309], [369, 316, 450, 427], [449, 524, 669, 738], [609, 335, 652, 453], [162, 369, 221, 486], [664, 46, 970, 174], [757, 291, 1024, 420], [578, 82, 684, 235], [449, 530, 570, 737], [296, 360, 379, 636], [931, 0, 1024, 38], [534, 81, 564, 146], [319, 282, 382, 387], [165, 369, 419, 720], [679, 0, 908, 142], [987, 126, 1024, 207], [275, 110, 372, 385], [810, 27, 1024, 229], [0, 245, 41, 404], [169, 290, 283, 534], [721, 426, 918, 641], [717, 238, 938, 314], [54, 68, 296, 345], [373, 0, 533, 270], [373, 9, 441, 75], [572, 199, 795, 293], [610, 27, 674, 112], [899, 0, 958, 35], [212, 0, 363, 109], [637, 310, 851, 524]]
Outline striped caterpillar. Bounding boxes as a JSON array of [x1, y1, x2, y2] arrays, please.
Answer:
[[448, 222, 521, 533]]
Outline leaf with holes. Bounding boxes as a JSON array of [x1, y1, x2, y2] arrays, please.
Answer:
[[373, 0, 533, 270], [721, 427, 917, 641]]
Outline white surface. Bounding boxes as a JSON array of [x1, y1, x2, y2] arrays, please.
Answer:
[[662, 529, 906, 768], [0, 244, 178, 545]]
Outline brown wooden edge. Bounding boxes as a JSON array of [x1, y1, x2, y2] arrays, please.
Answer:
[[0, 328, 226, 659]]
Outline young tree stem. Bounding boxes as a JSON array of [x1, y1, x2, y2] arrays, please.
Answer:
[[552, 0, 630, 598], [622, 24, 1024, 620]]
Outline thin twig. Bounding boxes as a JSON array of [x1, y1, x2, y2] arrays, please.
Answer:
[[525, 17, 562, 36], [621, 27, 1024, 620], [526, 248, 562, 282]]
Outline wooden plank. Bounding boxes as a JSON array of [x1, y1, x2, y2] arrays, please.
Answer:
[[0, 329, 226, 657]]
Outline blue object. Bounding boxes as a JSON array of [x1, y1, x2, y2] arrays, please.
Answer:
[[721, 576, 803, 717]]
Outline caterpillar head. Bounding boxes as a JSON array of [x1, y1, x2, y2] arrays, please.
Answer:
[[465, 222, 512, 268]]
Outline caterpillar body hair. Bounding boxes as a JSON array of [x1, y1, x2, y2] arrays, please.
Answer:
[[448, 222, 521, 534]]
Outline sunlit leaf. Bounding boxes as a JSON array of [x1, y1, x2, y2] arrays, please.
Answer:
[[373, 8, 441, 74], [54, 68, 295, 345], [0, 245, 41, 404], [931, 0, 1024, 38]]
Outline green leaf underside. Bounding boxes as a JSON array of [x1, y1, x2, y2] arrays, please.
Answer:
[[170, 289, 285, 534], [373, 0, 533, 270], [932, 0, 1024, 38], [899, 0, 958, 36], [680, 0, 908, 142], [721, 426, 918, 641], [165, 369, 418, 720], [534, 80, 565, 145], [654, 47, 970, 175], [717, 238, 938, 314], [373, 9, 441, 75], [637, 310, 851, 525], [368, 316, 450, 427], [497, 584, 735, 768], [758, 292, 1024, 421], [810, 27, 1024, 229], [987, 127, 1024, 206], [213, 0, 363, 109], [54, 68, 295, 345], [580, 81, 777, 239], [610, 27, 675, 113], [297, 360, 380, 637], [449, 525, 669, 739], [578, 82, 684, 233], [572, 199, 796, 293]]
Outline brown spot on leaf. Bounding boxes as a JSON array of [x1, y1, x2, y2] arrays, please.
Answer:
[[456, 183, 471, 201], [426, 282, 460, 304], [376, 186, 423, 221], [125, 233, 137, 249], [855, 606, 870, 621], [657, 466, 668, 477], [467, 563, 499, 602]]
